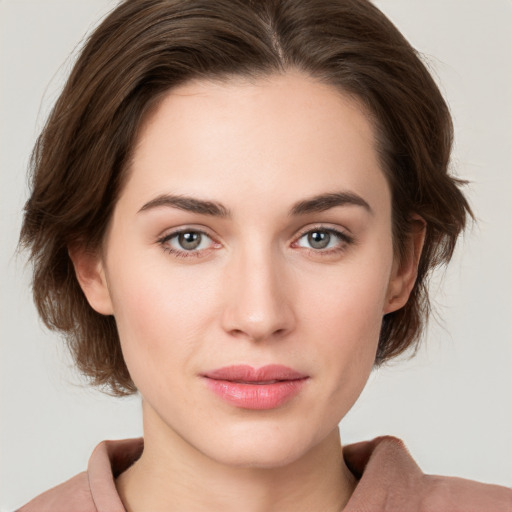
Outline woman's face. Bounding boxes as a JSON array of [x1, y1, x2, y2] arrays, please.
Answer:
[[78, 71, 414, 467]]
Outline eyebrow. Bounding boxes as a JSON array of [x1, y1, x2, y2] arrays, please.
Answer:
[[290, 192, 372, 216], [138, 190, 372, 217], [138, 194, 230, 217]]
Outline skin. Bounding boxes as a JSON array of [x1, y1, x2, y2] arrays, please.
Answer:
[[72, 71, 424, 512]]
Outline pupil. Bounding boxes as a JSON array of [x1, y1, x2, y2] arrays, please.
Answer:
[[179, 232, 201, 250], [308, 231, 330, 249]]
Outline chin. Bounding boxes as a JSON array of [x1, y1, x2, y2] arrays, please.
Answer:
[[199, 421, 324, 470], [213, 442, 307, 469]]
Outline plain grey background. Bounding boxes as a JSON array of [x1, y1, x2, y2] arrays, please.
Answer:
[[1, 0, 511, 509]]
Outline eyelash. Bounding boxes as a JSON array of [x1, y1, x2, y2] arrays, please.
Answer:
[[292, 226, 354, 256], [157, 228, 219, 259], [157, 226, 354, 259]]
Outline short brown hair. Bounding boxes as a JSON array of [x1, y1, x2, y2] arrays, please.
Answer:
[[20, 0, 471, 395]]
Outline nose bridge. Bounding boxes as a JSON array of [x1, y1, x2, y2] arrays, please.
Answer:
[[221, 239, 295, 341]]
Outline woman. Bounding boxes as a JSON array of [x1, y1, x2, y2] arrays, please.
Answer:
[[10, 0, 511, 510]]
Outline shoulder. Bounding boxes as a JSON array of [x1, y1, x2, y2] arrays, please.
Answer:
[[16, 472, 95, 512], [343, 436, 512, 512], [422, 474, 512, 512], [16, 438, 142, 512]]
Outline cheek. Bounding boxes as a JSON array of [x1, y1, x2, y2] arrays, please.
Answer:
[[310, 282, 383, 379], [302, 256, 390, 343], [298, 253, 392, 397], [105, 258, 220, 382]]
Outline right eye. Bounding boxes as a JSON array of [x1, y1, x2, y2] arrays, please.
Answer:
[[158, 229, 217, 258]]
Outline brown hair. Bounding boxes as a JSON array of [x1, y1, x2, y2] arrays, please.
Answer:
[[20, 0, 471, 395]]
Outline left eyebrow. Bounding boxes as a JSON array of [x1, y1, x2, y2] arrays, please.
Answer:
[[289, 191, 373, 216]]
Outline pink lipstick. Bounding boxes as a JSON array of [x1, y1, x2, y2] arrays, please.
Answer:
[[202, 365, 309, 410]]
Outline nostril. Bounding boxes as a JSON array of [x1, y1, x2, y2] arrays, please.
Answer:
[[220, 278, 297, 341], [228, 326, 289, 342]]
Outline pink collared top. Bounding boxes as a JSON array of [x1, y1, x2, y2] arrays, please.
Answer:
[[17, 436, 512, 512]]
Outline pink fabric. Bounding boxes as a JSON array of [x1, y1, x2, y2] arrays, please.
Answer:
[[16, 438, 143, 512], [87, 438, 143, 512], [17, 436, 512, 511], [343, 436, 512, 511]]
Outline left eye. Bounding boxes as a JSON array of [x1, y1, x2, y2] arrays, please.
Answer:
[[164, 230, 214, 251], [295, 229, 345, 250]]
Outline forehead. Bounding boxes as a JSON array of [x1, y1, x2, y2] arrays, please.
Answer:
[[122, 71, 389, 215]]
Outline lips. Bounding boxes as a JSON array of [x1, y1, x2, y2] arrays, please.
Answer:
[[202, 365, 309, 410]]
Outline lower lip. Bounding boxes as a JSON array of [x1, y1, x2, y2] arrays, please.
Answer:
[[204, 378, 308, 410]]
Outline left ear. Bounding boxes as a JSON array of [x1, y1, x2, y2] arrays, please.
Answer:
[[384, 216, 426, 314]]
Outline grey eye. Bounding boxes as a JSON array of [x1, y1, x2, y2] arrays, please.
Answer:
[[307, 230, 331, 249], [177, 231, 203, 250], [160, 229, 216, 256], [295, 228, 349, 251]]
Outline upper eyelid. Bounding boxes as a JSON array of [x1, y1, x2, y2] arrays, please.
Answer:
[[158, 226, 216, 241], [293, 224, 351, 239]]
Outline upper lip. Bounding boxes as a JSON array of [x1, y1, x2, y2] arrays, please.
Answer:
[[203, 364, 308, 383]]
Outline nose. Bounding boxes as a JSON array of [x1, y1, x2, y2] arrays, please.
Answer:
[[220, 246, 296, 343]]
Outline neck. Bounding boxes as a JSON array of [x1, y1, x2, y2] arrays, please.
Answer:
[[116, 403, 356, 512]]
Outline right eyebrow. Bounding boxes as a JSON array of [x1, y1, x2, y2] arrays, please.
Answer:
[[138, 194, 231, 217]]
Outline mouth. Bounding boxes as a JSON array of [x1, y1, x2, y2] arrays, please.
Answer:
[[202, 365, 309, 410]]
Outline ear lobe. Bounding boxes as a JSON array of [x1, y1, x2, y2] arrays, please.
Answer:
[[68, 245, 114, 316], [384, 217, 426, 314]]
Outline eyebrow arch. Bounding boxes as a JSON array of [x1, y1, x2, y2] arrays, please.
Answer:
[[290, 192, 372, 216], [138, 194, 231, 217]]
